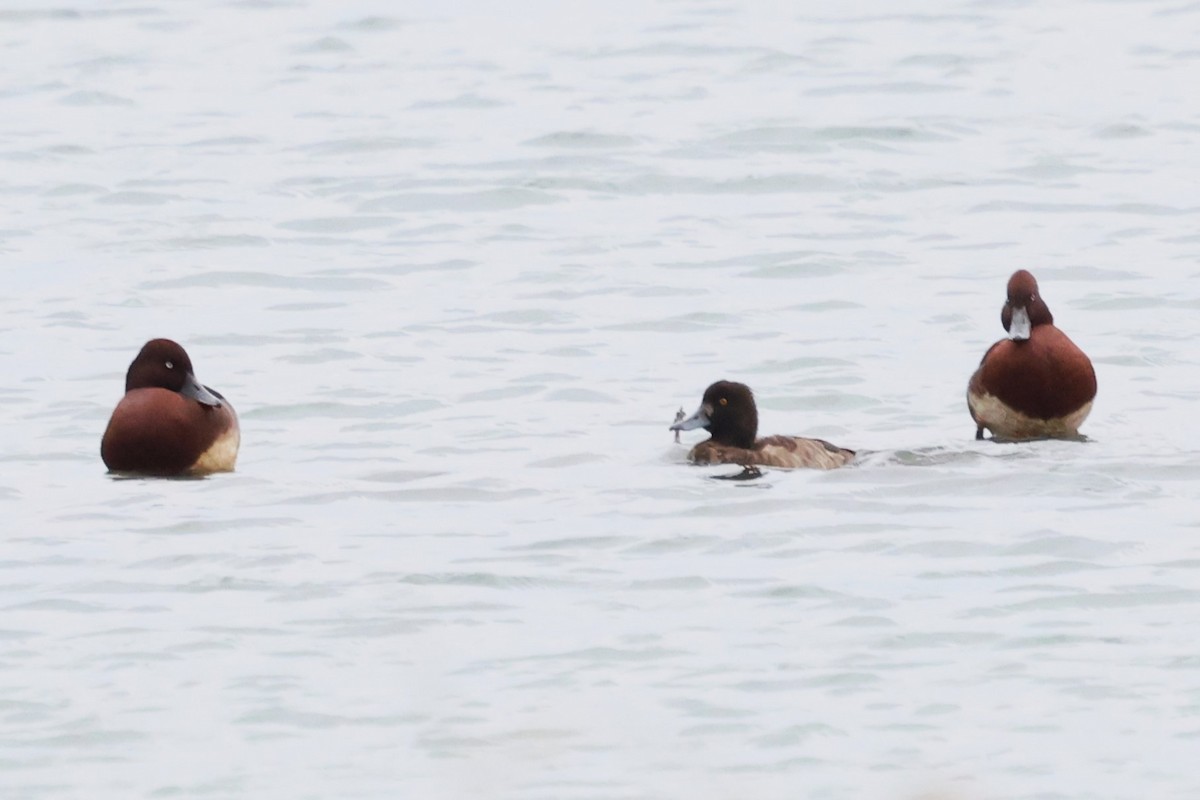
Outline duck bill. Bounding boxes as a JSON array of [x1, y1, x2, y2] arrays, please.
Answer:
[[181, 373, 222, 407], [670, 404, 711, 432], [1008, 306, 1032, 341]]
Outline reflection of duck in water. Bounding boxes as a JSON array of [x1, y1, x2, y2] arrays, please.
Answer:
[[673, 407, 685, 444]]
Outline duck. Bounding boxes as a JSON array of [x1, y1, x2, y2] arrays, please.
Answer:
[[101, 339, 240, 475], [669, 380, 855, 469], [967, 270, 1096, 440]]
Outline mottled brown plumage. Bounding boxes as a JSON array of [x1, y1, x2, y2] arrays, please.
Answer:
[[688, 434, 855, 470]]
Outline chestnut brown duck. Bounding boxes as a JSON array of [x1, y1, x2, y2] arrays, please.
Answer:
[[968, 270, 1097, 440], [101, 339, 240, 476]]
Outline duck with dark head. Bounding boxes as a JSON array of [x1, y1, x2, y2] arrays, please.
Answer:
[[670, 380, 855, 470], [101, 339, 241, 476], [968, 270, 1097, 440]]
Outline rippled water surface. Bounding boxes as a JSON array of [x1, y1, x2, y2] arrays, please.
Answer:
[[3, 1, 1200, 798]]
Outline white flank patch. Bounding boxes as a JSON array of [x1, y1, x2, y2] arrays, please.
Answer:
[[188, 407, 241, 475]]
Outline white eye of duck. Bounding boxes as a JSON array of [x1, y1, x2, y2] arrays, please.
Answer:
[[165, 361, 174, 369]]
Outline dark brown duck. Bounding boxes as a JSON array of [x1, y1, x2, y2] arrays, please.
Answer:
[[670, 380, 854, 470]]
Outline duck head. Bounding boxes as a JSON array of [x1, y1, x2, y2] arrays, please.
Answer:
[[670, 380, 758, 448], [126, 338, 222, 407], [1001, 270, 1054, 342]]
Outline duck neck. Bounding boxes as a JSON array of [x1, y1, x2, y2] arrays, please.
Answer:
[[709, 413, 757, 449]]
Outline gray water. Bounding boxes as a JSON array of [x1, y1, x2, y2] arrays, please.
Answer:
[[2, 1, 1200, 798]]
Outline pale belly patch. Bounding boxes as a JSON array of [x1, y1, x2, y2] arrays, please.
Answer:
[[970, 392, 1092, 440]]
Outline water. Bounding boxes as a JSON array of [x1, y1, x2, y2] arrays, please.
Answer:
[[2, 1, 1200, 798]]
